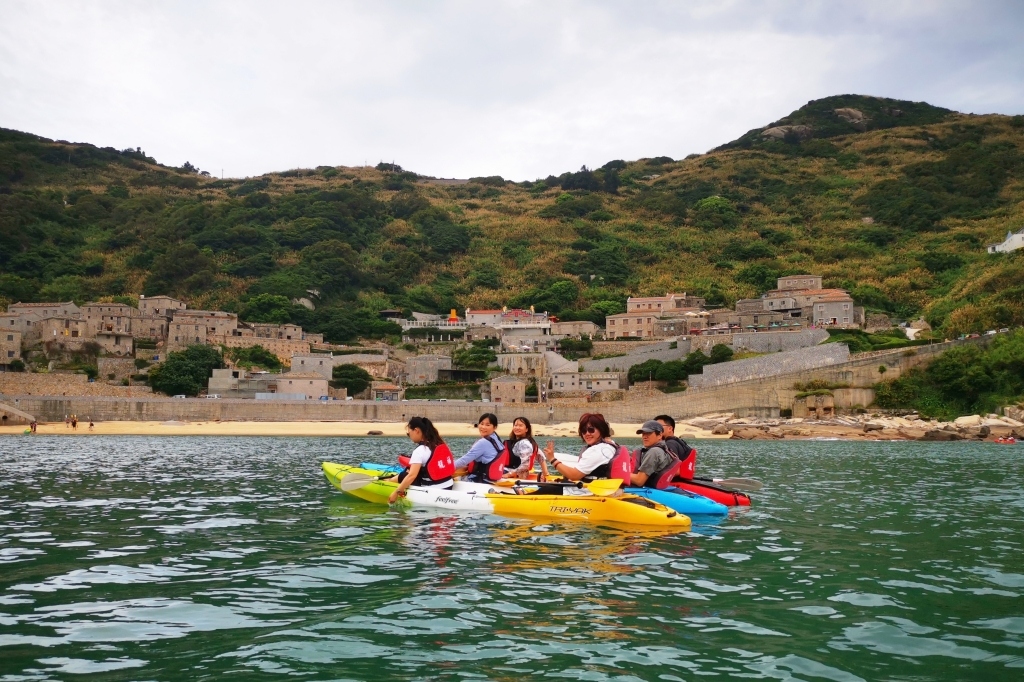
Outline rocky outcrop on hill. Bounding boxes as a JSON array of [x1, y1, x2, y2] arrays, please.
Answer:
[[680, 412, 1024, 442]]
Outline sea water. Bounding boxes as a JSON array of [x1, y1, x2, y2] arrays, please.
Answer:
[[0, 436, 1022, 681]]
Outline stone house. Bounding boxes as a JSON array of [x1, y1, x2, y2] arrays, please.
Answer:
[[465, 309, 503, 327], [370, 381, 403, 401], [1, 329, 22, 365], [0, 314, 37, 342], [626, 293, 705, 313], [549, 320, 600, 338], [776, 275, 823, 291], [168, 310, 239, 350], [95, 330, 133, 356], [7, 301, 81, 321], [490, 375, 526, 403], [496, 352, 546, 377], [605, 312, 662, 339], [290, 353, 338, 380], [405, 354, 452, 385], [812, 295, 863, 328], [278, 372, 329, 400], [38, 316, 90, 344], [138, 295, 186, 318], [208, 368, 325, 399]]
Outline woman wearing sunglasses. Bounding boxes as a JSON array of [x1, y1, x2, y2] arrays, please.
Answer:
[[542, 413, 617, 482]]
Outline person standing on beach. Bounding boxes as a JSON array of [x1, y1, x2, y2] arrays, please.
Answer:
[[65, 415, 69, 428], [71, 415, 77, 430]]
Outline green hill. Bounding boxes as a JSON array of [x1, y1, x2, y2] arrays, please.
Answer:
[[1, 94, 1023, 343]]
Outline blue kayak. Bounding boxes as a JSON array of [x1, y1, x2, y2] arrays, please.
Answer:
[[362, 462, 728, 516], [625, 486, 729, 516]]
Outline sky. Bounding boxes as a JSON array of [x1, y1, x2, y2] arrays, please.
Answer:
[[1, 1, 1023, 180]]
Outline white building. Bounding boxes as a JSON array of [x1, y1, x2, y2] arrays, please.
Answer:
[[987, 228, 1024, 254]]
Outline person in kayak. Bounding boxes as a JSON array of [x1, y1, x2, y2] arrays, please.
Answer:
[[629, 420, 678, 488], [388, 417, 455, 503], [503, 416, 549, 481], [655, 414, 696, 479], [454, 413, 506, 483], [542, 412, 617, 482]]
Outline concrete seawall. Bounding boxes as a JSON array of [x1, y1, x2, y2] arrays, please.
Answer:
[[2, 337, 989, 426]]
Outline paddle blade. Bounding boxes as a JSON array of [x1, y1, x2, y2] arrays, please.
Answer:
[[717, 477, 763, 492], [339, 473, 377, 492], [584, 479, 623, 497]]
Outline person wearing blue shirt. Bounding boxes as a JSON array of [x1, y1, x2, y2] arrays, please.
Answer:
[[454, 413, 504, 482]]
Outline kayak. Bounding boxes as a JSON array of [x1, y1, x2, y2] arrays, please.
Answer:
[[549, 454, 752, 508], [624, 486, 729, 515], [673, 478, 751, 507], [324, 463, 690, 528]]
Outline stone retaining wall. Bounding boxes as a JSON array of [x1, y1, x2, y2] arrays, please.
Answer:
[[688, 343, 850, 388], [0, 372, 151, 397], [580, 340, 691, 372]]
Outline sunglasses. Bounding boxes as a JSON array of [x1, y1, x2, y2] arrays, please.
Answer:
[[582, 426, 598, 435]]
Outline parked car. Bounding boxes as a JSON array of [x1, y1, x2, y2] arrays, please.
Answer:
[[206, 394, 221, 399], [173, 395, 187, 399], [999, 328, 1010, 333], [985, 330, 997, 335]]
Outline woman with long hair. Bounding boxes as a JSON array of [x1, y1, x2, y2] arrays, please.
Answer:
[[504, 416, 549, 481], [388, 416, 455, 503], [541, 412, 617, 482]]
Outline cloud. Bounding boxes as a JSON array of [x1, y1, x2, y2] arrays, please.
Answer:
[[1, 0, 1021, 180]]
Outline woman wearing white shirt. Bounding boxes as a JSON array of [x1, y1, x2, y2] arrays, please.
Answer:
[[388, 417, 455, 503], [542, 413, 617, 482]]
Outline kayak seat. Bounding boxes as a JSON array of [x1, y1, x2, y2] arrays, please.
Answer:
[[398, 454, 411, 468], [650, 460, 681, 490]]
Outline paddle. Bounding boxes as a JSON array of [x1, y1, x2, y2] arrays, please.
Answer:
[[492, 478, 622, 497], [339, 472, 386, 492], [693, 476, 763, 492]]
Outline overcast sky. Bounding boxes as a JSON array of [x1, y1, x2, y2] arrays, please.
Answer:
[[1, 1, 1022, 180]]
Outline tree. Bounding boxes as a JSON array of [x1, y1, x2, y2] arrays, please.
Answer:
[[239, 293, 294, 324], [8, 359, 25, 372], [148, 345, 224, 396], [692, 196, 740, 231], [709, 344, 734, 364], [332, 364, 372, 396], [227, 345, 282, 371]]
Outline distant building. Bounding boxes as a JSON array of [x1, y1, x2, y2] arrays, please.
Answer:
[[987, 228, 1024, 254], [490, 375, 526, 403], [208, 369, 327, 399], [405, 354, 452, 385], [626, 293, 705, 313], [138, 295, 186, 318], [7, 301, 80, 321], [776, 275, 823, 291], [1, 330, 22, 365], [370, 381, 403, 401]]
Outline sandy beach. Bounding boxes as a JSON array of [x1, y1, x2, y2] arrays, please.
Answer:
[[0, 420, 723, 440]]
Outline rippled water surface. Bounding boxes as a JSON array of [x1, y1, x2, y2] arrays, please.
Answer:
[[1, 436, 1022, 681]]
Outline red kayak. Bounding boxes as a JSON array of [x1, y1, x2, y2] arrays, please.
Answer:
[[672, 477, 751, 507]]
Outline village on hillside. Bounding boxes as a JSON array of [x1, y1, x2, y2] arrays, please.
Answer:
[[0, 274, 918, 406]]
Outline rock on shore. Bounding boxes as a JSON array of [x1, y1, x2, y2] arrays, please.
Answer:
[[679, 412, 1024, 442]]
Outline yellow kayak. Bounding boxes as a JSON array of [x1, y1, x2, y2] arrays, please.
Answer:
[[322, 462, 690, 529]]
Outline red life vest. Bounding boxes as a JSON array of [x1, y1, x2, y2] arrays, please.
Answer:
[[631, 444, 682, 489], [589, 441, 632, 484], [397, 444, 454, 486], [663, 437, 696, 479], [465, 436, 507, 482]]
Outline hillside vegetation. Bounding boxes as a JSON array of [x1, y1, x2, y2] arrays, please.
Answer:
[[2, 94, 1024, 343]]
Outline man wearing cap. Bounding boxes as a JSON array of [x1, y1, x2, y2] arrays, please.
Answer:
[[629, 420, 678, 488]]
